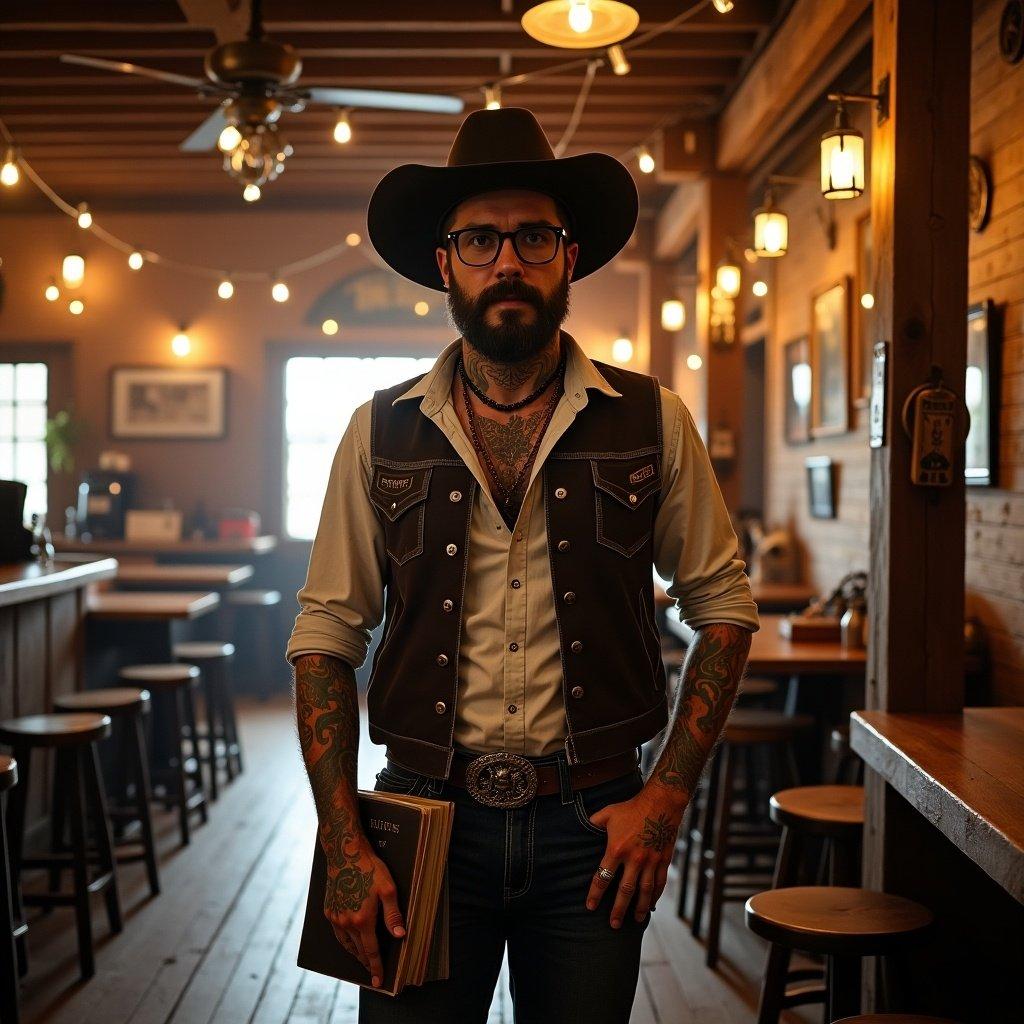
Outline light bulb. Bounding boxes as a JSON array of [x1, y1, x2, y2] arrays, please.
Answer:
[[0, 148, 19, 187], [752, 280, 768, 297], [611, 336, 633, 363], [860, 292, 875, 310], [271, 280, 290, 303], [44, 280, 60, 302], [333, 110, 352, 144], [68, 299, 85, 316], [345, 232, 361, 246], [637, 147, 655, 174], [484, 85, 501, 110], [568, 0, 594, 34], [77, 202, 92, 229], [713, 0, 735, 12], [321, 318, 339, 336], [171, 329, 191, 357], [414, 301, 430, 317], [607, 45, 631, 76], [128, 250, 144, 271], [686, 354, 703, 371], [218, 278, 234, 300], [661, 299, 685, 332], [716, 261, 741, 298], [243, 183, 261, 202], [217, 124, 242, 152], [62, 253, 85, 288]]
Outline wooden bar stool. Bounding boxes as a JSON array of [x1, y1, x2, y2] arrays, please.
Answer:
[[172, 641, 243, 798], [693, 709, 814, 968], [830, 726, 865, 785], [225, 589, 282, 700], [0, 713, 123, 982], [52, 688, 160, 898], [0, 755, 20, 1024], [119, 664, 209, 846], [746, 887, 934, 1023]]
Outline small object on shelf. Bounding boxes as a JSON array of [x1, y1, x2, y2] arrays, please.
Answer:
[[218, 508, 261, 540], [778, 615, 842, 643], [840, 596, 867, 649], [125, 508, 183, 542]]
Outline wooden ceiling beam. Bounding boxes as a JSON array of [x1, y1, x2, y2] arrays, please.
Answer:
[[175, 0, 250, 44]]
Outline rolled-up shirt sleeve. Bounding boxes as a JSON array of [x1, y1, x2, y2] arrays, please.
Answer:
[[285, 401, 388, 668], [653, 390, 760, 633]]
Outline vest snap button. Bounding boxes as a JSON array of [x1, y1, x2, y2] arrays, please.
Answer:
[[563, 591, 576, 604], [391, 501, 397, 510], [446, 543, 458, 556], [629, 493, 637, 504], [507, 704, 517, 714], [509, 642, 519, 652], [435, 701, 447, 714], [436, 653, 449, 666], [571, 686, 584, 699], [557, 539, 570, 551], [555, 487, 567, 499], [442, 599, 453, 612], [449, 490, 462, 502], [570, 640, 583, 653]]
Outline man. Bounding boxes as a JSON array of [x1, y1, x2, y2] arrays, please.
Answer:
[[287, 107, 758, 1023]]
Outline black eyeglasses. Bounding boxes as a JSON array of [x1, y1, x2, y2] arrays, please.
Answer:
[[445, 225, 568, 267]]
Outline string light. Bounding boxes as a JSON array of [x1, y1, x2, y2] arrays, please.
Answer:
[[1, 147, 19, 187], [345, 233, 361, 246], [217, 124, 242, 153], [321, 318, 339, 335], [68, 299, 85, 316], [661, 299, 685, 331], [611, 335, 633, 363], [61, 253, 85, 288], [607, 45, 631, 76], [861, 292, 875, 309], [127, 250, 144, 271], [414, 301, 430, 317], [76, 202, 92, 229], [171, 326, 191, 357], [271, 278, 290, 303], [637, 146, 655, 174], [44, 279, 60, 302], [333, 109, 353, 144], [217, 277, 234, 300], [686, 353, 703, 370], [484, 85, 502, 110], [752, 280, 768, 297], [712, 0, 734, 12], [242, 183, 261, 202]]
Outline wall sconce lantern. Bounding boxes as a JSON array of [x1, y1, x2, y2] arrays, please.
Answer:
[[820, 79, 889, 200], [753, 186, 789, 257], [715, 257, 741, 299], [660, 298, 685, 332]]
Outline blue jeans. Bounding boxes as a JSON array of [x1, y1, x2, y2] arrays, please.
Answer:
[[358, 747, 651, 1024]]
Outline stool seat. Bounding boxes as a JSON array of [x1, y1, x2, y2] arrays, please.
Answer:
[[172, 641, 235, 660], [745, 886, 933, 955], [54, 688, 151, 717], [770, 785, 864, 836], [739, 677, 778, 698], [725, 709, 814, 745], [0, 713, 111, 747], [226, 589, 281, 606], [119, 663, 200, 685], [0, 754, 17, 792], [834, 1017, 963, 1023]]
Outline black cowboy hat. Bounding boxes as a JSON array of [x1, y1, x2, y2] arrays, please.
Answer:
[[366, 106, 639, 292]]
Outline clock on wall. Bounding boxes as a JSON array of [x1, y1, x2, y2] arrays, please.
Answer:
[[968, 155, 993, 233]]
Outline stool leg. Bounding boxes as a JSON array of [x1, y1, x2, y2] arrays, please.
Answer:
[[171, 687, 192, 846], [81, 743, 122, 935], [199, 669, 220, 802], [222, 663, 243, 776], [705, 743, 736, 969], [182, 686, 208, 826], [130, 714, 160, 898], [0, 791, 20, 1024], [65, 747, 95, 981], [691, 748, 721, 939], [771, 825, 801, 889], [826, 953, 861, 1021], [755, 942, 792, 1024], [675, 789, 698, 919], [48, 747, 70, 895], [5, 747, 29, 979]]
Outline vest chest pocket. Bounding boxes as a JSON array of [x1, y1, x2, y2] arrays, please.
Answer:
[[369, 466, 432, 565], [591, 458, 661, 557]]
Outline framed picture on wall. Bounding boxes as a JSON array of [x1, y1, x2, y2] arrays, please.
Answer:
[[783, 335, 812, 444], [853, 214, 874, 406], [965, 299, 999, 486], [805, 456, 837, 519], [810, 277, 851, 437], [110, 366, 228, 439]]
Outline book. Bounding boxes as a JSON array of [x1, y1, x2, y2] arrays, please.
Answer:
[[296, 790, 455, 997]]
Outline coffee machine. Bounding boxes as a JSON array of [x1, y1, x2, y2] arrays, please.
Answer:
[[77, 469, 136, 539]]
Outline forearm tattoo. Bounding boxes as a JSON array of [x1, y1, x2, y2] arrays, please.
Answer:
[[294, 654, 373, 913], [652, 623, 751, 800]]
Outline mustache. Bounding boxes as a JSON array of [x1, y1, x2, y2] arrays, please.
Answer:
[[477, 279, 543, 309]]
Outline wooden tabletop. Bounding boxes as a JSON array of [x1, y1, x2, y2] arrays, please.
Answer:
[[664, 613, 867, 675], [0, 557, 119, 609], [115, 563, 255, 588], [54, 534, 277, 556], [851, 707, 1024, 904], [87, 590, 221, 621]]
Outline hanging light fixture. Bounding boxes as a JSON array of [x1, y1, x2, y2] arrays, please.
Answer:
[[68, 298, 85, 316], [321, 318, 339, 336], [521, 1, 639, 49], [76, 202, 93, 229], [606, 44, 631, 75], [611, 334, 633, 363], [242, 183, 261, 202], [752, 186, 789, 257], [127, 250, 145, 271], [661, 299, 685, 332], [716, 256, 741, 299], [333, 109, 353, 144], [414, 301, 430, 317], [44, 279, 61, 302], [820, 83, 888, 200], [1, 147, 19, 187], [752, 280, 768, 297], [171, 326, 191, 357], [217, 277, 234, 300], [271, 278, 290, 303], [712, 0, 735, 12], [686, 353, 703, 370], [637, 146, 655, 174], [217, 124, 242, 153], [62, 253, 85, 288], [483, 84, 502, 110], [345, 232, 361, 246]]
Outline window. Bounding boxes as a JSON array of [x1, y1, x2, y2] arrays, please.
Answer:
[[284, 355, 435, 540], [0, 362, 49, 524]]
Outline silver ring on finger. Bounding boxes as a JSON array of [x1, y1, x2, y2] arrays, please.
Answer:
[[597, 866, 615, 882]]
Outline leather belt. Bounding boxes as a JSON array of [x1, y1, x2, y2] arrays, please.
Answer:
[[444, 748, 639, 809]]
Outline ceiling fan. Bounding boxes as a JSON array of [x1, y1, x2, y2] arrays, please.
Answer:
[[59, 0, 465, 198]]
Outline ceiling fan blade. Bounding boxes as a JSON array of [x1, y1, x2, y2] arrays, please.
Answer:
[[302, 87, 464, 115], [60, 54, 213, 91], [180, 106, 230, 152]]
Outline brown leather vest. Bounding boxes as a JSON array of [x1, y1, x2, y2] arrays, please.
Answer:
[[366, 361, 668, 778]]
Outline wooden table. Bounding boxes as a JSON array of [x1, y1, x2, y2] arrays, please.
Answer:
[[87, 590, 221, 621], [851, 707, 1024, 904], [113, 562, 254, 590], [55, 534, 277, 559]]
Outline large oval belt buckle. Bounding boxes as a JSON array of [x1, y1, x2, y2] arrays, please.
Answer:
[[465, 752, 538, 809]]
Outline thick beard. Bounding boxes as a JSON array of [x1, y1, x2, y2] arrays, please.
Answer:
[[446, 266, 570, 365]]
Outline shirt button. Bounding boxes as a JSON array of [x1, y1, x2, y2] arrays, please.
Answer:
[[509, 642, 519, 652], [442, 599, 454, 612], [555, 487, 567, 499], [516, 532, 523, 542], [436, 653, 449, 666], [446, 543, 458, 556], [563, 591, 576, 604], [557, 539, 570, 551], [449, 490, 462, 502], [571, 686, 584, 699], [570, 640, 583, 653], [507, 704, 517, 714], [435, 701, 447, 714], [511, 579, 521, 589]]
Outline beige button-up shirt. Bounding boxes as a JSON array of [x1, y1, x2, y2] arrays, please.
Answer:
[[286, 331, 759, 757]]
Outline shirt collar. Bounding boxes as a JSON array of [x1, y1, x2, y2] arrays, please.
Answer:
[[391, 330, 622, 416]]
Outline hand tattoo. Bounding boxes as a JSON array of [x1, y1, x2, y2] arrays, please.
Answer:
[[638, 812, 675, 851]]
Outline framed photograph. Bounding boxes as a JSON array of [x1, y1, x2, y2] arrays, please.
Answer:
[[810, 277, 851, 437], [853, 214, 874, 406], [783, 336, 812, 444], [110, 366, 228, 439], [965, 299, 1000, 486], [805, 456, 837, 519]]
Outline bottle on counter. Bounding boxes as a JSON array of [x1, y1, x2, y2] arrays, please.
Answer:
[[840, 596, 867, 650]]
